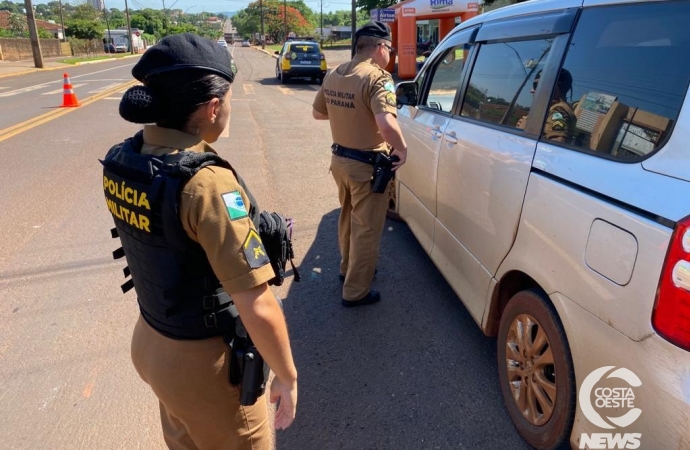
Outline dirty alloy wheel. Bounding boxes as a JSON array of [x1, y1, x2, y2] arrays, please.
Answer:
[[497, 289, 575, 450]]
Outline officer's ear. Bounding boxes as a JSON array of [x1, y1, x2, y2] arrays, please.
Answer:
[[203, 97, 223, 124]]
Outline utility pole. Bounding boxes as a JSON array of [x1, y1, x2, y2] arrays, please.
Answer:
[[259, 0, 265, 49], [57, 0, 66, 42], [161, 0, 168, 36], [23, 0, 44, 68], [320, 0, 323, 47], [283, 0, 287, 42], [124, 0, 134, 54], [103, 0, 112, 51], [350, 0, 356, 57]]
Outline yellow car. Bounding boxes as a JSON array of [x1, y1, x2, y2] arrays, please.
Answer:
[[275, 40, 327, 84]]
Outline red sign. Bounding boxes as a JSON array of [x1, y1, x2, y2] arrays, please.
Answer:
[[403, 7, 416, 16], [467, 2, 478, 10], [135, 31, 140, 37]]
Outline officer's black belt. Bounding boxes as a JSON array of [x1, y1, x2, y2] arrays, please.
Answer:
[[331, 144, 377, 165]]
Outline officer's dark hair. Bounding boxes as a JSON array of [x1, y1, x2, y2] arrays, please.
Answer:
[[534, 69, 573, 98], [119, 70, 231, 129], [356, 35, 385, 53]]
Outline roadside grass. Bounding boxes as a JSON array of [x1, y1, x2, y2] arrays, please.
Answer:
[[59, 54, 131, 64], [263, 38, 353, 53]]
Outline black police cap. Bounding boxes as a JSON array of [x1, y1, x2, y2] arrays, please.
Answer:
[[355, 21, 392, 42], [132, 33, 236, 83]]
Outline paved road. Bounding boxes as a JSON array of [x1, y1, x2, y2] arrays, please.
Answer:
[[0, 59, 138, 130], [0, 44, 532, 450]]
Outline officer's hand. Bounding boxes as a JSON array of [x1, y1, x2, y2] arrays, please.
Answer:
[[391, 147, 407, 171], [516, 115, 528, 129], [270, 376, 297, 430]]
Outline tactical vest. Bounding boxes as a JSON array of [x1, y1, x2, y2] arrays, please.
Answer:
[[100, 131, 260, 340]]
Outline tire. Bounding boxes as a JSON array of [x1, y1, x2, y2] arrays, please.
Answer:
[[497, 289, 575, 450], [276, 65, 281, 80], [281, 73, 290, 84]]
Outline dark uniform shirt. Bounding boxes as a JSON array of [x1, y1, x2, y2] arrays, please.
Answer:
[[312, 54, 397, 151], [140, 125, 274, 294]]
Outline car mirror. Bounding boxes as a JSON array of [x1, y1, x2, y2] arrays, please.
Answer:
[[396, 81, 419, 108], [274, 51, 280, 55]]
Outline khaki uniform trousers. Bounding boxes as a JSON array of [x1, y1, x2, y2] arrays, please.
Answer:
[[131, 315, 271, 450], [330, 154, 389, 301]]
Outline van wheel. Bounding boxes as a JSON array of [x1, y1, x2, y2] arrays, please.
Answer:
[[497, 290, 575, 450], [281, 74, 290, 84]]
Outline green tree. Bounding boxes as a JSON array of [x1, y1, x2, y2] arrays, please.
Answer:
[[0, 1, 21, 13], [72, 3, 101, 21], [7, 12, 27, 35], [65, 19, 103, 40], [107, 8, 126, 29], [356, 0, 395, 15], [233, 0, 312, 42]]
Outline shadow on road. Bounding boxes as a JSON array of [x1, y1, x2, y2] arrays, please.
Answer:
[[278, 208, 531, 450]]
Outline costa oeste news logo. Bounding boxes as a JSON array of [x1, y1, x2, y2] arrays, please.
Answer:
[[578, 366, 642, 449]]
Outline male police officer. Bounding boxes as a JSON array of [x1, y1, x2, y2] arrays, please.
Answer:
[[312, 21, 408, 307], [517, 69, 575, 143]]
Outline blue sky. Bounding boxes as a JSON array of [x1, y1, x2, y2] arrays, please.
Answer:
[[33, 0, 354, 15]]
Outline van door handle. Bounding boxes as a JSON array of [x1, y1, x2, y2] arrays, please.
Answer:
[[444, 131, 458, 145], [431, 124, 443, 140]]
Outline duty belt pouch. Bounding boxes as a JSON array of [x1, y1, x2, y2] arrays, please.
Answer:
[[371, 153, 399, 194]]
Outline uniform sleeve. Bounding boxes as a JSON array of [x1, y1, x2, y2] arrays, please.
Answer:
[[544, 104, 573, 142], [369, 72, 398, 117], [179, 166, 275, 294], [313, 84, 328, 115]]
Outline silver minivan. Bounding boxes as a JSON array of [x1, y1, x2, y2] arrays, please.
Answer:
[[394, 1, 690, 449]]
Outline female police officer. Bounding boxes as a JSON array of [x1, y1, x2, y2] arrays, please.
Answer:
[[101, 33, 297, 449]]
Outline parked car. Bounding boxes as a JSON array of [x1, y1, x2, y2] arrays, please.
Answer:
[[274, 40, 327, 84], [241, 40, 250, 47], [393, 1, 690, 449], [217, 39, 228, 48]]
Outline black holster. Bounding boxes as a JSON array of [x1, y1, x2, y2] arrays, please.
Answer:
[[225, 317, 269, 406], [371, 153, 399, 194], [331, 144, 399, 194]]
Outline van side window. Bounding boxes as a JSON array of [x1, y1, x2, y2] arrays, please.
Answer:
[[546, 1, 690, 161], [423, 45, 468, 112], [461, 39, 552, 127]]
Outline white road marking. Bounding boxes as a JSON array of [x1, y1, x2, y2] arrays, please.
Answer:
[[41, 84, 86, 95], [104, 97, 122, 100], [277, 86, 293, 96], [0, 63, 136, 97], [0, 83, 52, 97], [75, 78, 131, 82], [88, 83, 121, 94]]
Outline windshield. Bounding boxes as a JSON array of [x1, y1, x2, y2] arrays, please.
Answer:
[[290, 44, 319, 53]]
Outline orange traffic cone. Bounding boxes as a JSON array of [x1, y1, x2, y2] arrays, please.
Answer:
[[61, 73, 80, 107]]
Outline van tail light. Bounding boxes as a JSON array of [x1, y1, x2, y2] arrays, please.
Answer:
[[320, 53, 325, 60], [284, 53, 292, 60], [652, 215, 690, 351]]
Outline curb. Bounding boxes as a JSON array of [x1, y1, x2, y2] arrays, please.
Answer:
[[0, 53, 140, 80]]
